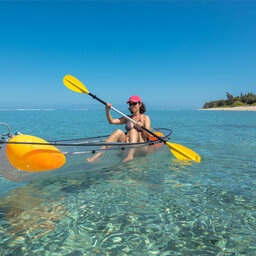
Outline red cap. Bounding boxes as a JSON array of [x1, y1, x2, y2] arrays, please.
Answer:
[[127, 95, 142, 104]]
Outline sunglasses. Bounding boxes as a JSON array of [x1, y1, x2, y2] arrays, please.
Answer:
[[129, 102, 139, 106]]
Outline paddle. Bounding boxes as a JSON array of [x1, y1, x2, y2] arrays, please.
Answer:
[[63, 75, 201, 162]]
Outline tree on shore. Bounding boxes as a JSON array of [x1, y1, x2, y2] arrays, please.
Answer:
[[203, 92, 256, 108]]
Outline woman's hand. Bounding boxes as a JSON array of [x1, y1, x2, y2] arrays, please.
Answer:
[[136, 121, 144, 128], [106, 102, 112, 110]]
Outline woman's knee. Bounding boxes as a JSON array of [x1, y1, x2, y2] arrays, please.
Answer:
[[127, 128, 139, 142], [107, 129, 125, 142], [128, 128, 138, 135], [114, 129, 126, 141], [115, 129, 125, 136]]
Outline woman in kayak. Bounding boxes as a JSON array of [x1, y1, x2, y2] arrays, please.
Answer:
[[87, 95, 151, 162]]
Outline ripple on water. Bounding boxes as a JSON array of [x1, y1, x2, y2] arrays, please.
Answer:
[[0, 110, 256, 255]]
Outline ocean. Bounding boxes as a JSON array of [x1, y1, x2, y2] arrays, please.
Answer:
[[0, 109, 255, 255]]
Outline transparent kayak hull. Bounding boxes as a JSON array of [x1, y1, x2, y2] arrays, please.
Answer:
[[0, 128, 171, 181]]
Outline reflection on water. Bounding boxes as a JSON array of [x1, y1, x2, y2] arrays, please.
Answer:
[[0, 183, 69, 246]]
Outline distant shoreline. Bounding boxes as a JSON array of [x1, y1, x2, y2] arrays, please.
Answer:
[[198, 106, 256, 111]]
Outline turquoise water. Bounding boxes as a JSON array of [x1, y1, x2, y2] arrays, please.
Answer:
[[0, 110, 256, 255]]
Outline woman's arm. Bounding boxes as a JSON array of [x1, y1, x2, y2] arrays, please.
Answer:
[[106, 103, 126, 125], [138, 115, 151, 137]]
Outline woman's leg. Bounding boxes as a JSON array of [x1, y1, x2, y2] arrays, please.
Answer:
[[123, 128, 140, 162], [87, 129, 126, 162]]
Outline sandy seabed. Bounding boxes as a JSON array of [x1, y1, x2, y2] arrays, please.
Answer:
[[198, 106, 256, 111]]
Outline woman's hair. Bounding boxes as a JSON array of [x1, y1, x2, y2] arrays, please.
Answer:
[[129, 102, 146, 114]]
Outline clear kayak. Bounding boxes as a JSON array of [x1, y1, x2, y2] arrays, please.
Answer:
[[0, 123, 172, 181]]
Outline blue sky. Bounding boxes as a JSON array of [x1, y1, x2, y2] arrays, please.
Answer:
[[0, 1, 255, 109]]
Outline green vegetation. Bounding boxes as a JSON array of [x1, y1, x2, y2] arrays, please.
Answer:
[[203, 92, 256, 109]]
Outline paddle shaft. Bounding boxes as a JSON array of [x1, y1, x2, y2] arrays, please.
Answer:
[[88, 93, 167, 144]]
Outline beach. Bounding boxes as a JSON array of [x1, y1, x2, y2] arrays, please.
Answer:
[[198, 106, 256, 111]]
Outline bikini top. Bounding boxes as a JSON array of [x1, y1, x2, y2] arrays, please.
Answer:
[[125, 114, 143, 132]]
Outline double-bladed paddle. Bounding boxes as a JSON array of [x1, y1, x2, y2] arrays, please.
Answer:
[[63, 75, 201, 162]]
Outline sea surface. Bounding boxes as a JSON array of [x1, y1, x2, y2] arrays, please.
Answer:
[[0, 109, 255, 255]]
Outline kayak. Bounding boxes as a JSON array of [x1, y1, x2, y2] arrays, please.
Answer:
[[0, 123, 172, 181]]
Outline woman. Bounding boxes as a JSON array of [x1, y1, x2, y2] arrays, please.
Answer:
[[87, 95, 151, 162]]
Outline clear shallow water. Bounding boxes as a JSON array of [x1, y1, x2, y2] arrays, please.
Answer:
[[0, 110, 255, 255]]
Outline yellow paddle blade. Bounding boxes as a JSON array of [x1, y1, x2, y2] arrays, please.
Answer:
[[166, 142, 201, 163], [63, 75, 89, 94]]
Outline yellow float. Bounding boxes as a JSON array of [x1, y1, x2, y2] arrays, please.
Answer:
[[6, 135, 66, 172]]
